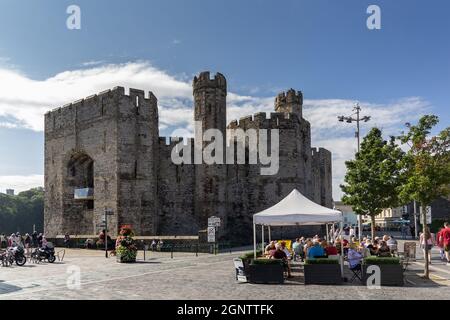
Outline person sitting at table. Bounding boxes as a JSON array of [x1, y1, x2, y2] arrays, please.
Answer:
[[271, 243, 292, 278], [292, 238, 304, 261], [307, 239, 326, 259], [348, 243, 363, 271], [335, 238, 342, 254], [386, 236, 398, 255], [358, 242, 371, 258], [303, 239, 313, 258], [377, 241, 392, 257], [321, 240, 338, 256], [264, 241, 276, 257], [280, 241, 292, 260], [367, 239, 379, 256]]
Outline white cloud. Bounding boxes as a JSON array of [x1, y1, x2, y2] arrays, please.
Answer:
[[81, 60, 105, 67], [0, 175, 44, 194], [0, 61, 192, 131], [0, 61, 432, 199]]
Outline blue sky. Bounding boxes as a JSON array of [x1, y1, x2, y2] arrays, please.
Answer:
[[0, 0, 448, 199]]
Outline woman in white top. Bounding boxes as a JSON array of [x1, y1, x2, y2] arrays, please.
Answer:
[[420, 231, 434, 264]]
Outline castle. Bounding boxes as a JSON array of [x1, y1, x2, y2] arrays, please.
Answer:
[[44, 72, 332, 244]]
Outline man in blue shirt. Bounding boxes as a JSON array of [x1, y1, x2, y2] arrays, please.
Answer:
[[307, 240, 325, 259]]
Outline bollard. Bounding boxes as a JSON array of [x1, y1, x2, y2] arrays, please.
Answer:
[[196, 243, 198, 257], [171, 244, 174, 259]]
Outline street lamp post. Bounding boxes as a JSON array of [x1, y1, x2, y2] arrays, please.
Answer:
[[338, 103, 371, 240]]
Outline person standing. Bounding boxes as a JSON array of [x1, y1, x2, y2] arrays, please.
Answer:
[[441, 222, 450, 266], [32, 231, 38, 248], [349, 226, 355, 238], [0, 234, 6, 248], [436, 227, 445, 261], [420, 230, 434, 264], [37, 233, 43, 247], [64, 234, 71, 248], [24, 233, 32, 255]]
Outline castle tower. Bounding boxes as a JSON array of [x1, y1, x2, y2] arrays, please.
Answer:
[[193, 72, 228, 238], [44, 87, 159, 238], [193, 71, 227, 145], [274, 89, 303, 119]]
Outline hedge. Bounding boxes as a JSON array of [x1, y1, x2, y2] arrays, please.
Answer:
[[239, 250, 262, 260], [305, 258, 339, 265], [250, 258, 283, 265], [364, 256, 400, 265]]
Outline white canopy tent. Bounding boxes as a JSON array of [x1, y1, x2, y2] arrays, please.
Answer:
[[252, 189, 345, 275]]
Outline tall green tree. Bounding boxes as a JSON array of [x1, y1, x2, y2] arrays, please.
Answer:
[[341, 128, 404, 240], [0, 187, 44, 234], [398, 115, 450, 278]]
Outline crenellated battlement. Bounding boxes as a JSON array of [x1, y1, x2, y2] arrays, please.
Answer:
[[159, 136, 194, 147], [275, 88, 303, 106], [274, 88, 303, 118], [45, 86, 157, 117], [193, 71, 227, 93], [227, 111, 301, 130]]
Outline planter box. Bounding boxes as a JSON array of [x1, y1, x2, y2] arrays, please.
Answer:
[[362, 264, 404, 286], [304, 264, 342, 285], [248, 263, 284, 284], [116, 252, 137, 263]]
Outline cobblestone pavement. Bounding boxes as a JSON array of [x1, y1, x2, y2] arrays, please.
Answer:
[[0, 247, 449, 300]]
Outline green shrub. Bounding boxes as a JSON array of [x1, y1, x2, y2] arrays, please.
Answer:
[[364, 256, 400, 265], [250, 258, 283, 265], [305, 258, 339, 265], [239, 250, 262, 261]]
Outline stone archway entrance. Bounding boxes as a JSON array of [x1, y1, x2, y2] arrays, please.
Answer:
[[63, 151, 95, 234]]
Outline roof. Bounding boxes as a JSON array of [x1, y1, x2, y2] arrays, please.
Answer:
[[253, 189, 343, 226]]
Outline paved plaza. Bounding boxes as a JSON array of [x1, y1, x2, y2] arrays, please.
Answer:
[[1, 242, 450, 300]]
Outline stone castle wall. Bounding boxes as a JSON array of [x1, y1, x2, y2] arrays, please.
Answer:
[[44, 72, 333, 244]]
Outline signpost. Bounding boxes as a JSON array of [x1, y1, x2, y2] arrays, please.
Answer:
[[420, 206, 432, 225], [207, 227, 216, 243], [207, 216, 221, 254]]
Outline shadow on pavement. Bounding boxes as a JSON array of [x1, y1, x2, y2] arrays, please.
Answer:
[[0, 280, 23, 295]]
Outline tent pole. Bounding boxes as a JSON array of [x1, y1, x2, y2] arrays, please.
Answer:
[[268, 226, 271, 242], [326, 224, 329, 242], [253, 223, 257, 259], [261, 225, 265, 254], [332, 224, 336, 243]]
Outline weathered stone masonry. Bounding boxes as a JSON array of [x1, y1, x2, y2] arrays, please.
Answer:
[[44, 72, 332, 244]]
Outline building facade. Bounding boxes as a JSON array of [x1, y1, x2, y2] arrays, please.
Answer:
[[44, 72, 333, 244]]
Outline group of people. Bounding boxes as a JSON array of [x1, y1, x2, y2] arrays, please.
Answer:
[[263, 241, 294, 278], [0, 231, 48, 254], [261, 233, 401, 277], [421, 222, 450, 265]]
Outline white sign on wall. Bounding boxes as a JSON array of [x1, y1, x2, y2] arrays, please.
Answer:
[[208, 216, 221, 228]]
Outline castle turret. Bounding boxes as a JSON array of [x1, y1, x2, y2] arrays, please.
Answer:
[[193, 71, 227, 145], [193, 71, 228, 239], [274, 89, 303, 119]]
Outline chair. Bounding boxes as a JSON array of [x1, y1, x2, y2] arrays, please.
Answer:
[[349, 264, 362, 282]]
